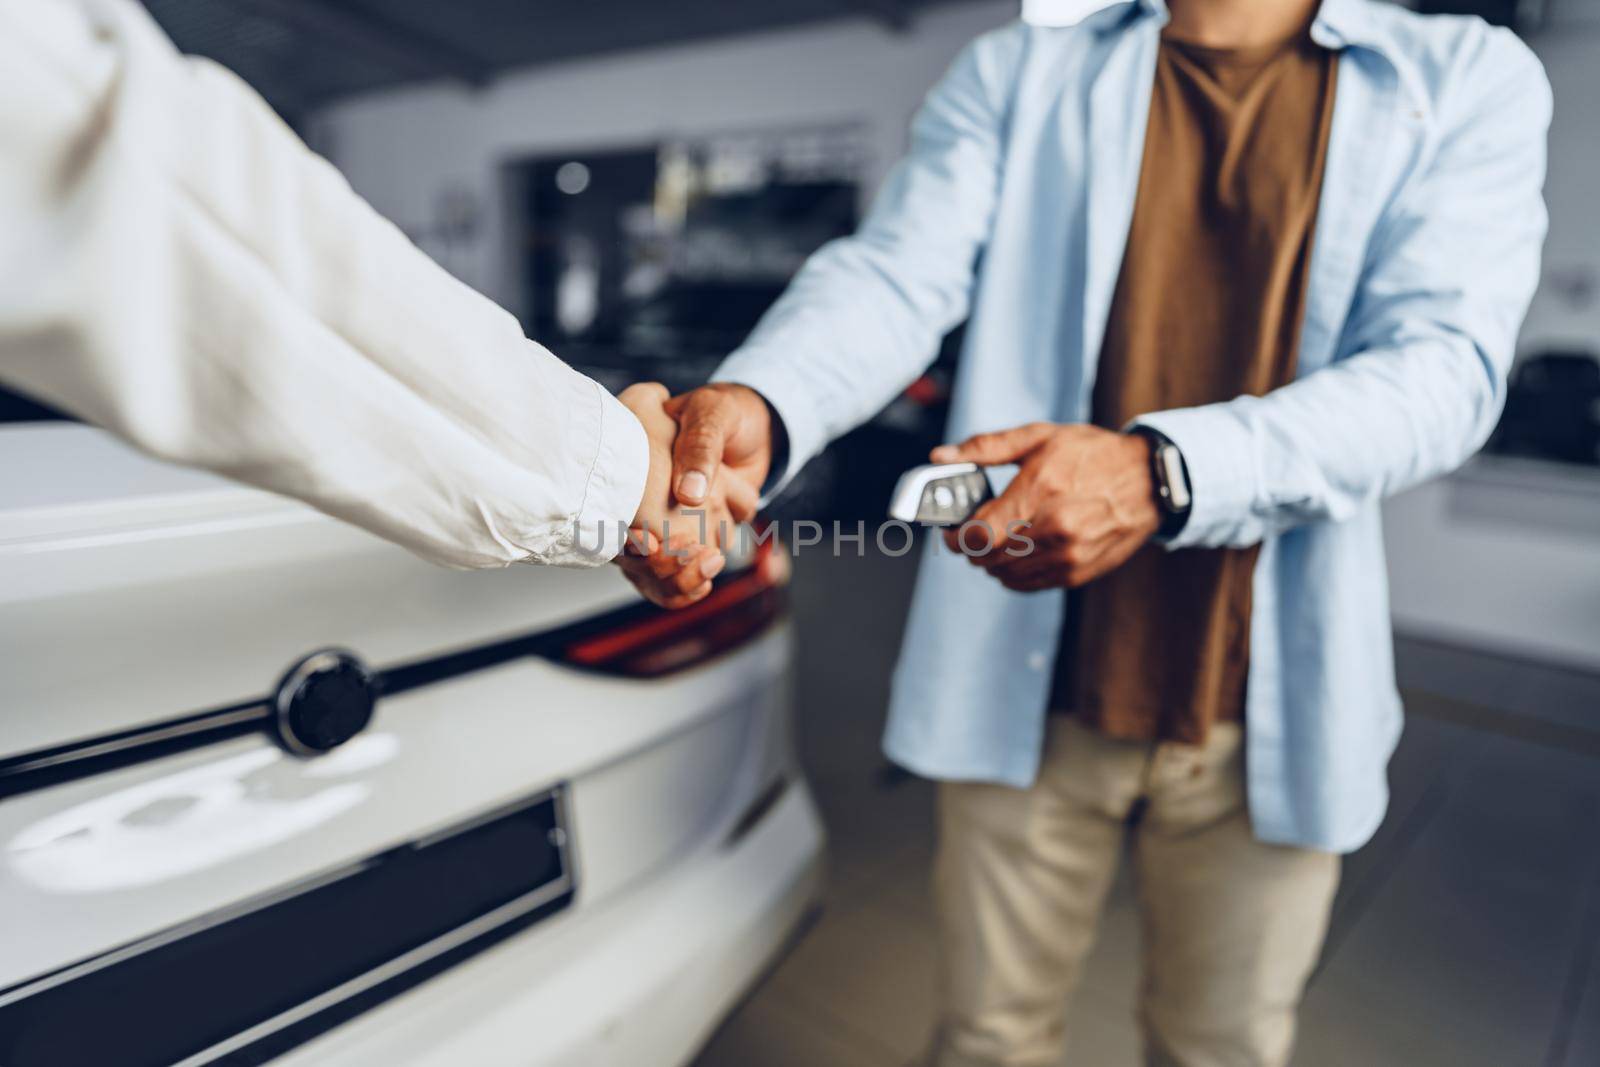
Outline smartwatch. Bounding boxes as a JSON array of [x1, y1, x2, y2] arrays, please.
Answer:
[[1131, 427, 1191, 542]]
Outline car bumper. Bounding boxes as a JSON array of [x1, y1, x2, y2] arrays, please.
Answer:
[[275, 777, 826, 1067]]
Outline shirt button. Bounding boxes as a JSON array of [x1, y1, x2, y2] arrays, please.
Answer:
[[1027, 651, 1048, 672]]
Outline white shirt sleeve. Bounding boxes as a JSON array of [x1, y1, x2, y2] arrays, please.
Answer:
[[0, 0, 648, 568]]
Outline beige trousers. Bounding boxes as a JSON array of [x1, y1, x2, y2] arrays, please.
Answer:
[[926, 717, 1340, 1067]]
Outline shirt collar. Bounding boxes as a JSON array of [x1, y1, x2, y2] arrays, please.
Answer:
[[1087, 0, 1391, 57], [1307, 0, 1388, 53]]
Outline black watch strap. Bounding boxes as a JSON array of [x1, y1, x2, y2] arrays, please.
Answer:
[[1131, 428, 1191, 541]]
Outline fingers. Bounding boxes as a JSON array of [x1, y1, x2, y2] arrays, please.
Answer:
[[941, 489, 1030, 556], [618, 381, 670, 408], [668, 390, 740, 506], [618, 562, 714, 609], [723, 471, 760, 525], [966, 522, 1141, 593], [622, 527, 661, 557], [667, 547, 725, 595], [619, 382, 678, 446], [982, 550, 1067, 590], [615, 537, 725, 608], [930, 422, 1056, 466], [647, 539, 724, 589], [655, 583, 715, 610]]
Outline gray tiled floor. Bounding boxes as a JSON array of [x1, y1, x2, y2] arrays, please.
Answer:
[[695, 548, 1600, 1067]]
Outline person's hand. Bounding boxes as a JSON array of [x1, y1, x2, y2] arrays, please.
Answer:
[[616, 527, 728, 609], [932, 423, 1160, 592], [662, 383, 775, 516], [622, 382, 677, 538], [616, 382, 756, 608]]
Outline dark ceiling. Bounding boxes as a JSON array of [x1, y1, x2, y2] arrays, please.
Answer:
[[142, 0, 992, 121]]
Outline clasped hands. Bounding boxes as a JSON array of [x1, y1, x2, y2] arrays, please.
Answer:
[[619, 381, 1162, 608], [618, 382, 773, 608]]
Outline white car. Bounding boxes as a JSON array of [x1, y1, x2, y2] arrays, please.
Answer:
[[0, 421, 825, 1067]]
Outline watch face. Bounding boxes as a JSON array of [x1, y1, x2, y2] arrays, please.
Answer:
[[1155, 443, 1192, 513]]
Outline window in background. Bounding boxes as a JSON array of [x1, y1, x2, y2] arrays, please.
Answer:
[[1487, 351, 1600, 470], [511, 124, 866, 392], [507, 123, 961, 521]]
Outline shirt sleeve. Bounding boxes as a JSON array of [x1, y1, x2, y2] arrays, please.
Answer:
[[1134, 28, 1551, 550], [711, 25, 1021, 495], [0, 0, 647, 569]]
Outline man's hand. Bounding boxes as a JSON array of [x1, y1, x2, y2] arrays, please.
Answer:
[[932, 423, 1160, 592], [617, 382, 765, 608], [663, 383, 775, 516]]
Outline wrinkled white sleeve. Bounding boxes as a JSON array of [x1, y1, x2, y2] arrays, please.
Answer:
[[0, 0, 647, 568]]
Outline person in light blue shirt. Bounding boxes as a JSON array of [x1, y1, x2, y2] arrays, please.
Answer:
[[620, 0, 1548, 1061]]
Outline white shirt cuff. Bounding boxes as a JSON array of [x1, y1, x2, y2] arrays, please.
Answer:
[[564, 382, 649, 564], [1130, 404, 1256, 550]]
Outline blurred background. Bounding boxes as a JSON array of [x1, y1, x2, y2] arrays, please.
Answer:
[[8, 1, 1597, 1064]]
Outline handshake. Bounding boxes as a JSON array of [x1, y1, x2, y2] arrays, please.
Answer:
[[616, 381, 778, 608], [616, 380, 1170, 607]]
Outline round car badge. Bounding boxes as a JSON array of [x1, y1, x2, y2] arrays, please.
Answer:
[[272, 649, 377, 756]]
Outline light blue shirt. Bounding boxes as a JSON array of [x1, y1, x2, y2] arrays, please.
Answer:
[[714, 0, 1549, 852]]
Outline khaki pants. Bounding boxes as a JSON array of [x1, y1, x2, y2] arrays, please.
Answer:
[[926, 717, 1340, 1067]]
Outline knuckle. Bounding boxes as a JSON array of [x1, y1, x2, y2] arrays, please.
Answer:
[[679, 425, 724, 453], [676, 583, 712, 607]]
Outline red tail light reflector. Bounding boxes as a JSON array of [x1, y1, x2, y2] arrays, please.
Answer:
[[561, 537, 790, 678]]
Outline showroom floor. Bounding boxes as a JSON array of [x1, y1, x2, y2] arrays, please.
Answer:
[[693, 547, 1600, 1067]]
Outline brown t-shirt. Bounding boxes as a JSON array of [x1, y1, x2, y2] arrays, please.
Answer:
[[1053, 29, 1338, 744]]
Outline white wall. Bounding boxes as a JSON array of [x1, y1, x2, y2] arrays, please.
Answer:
[[1385, 468, 1600, 672], [1520, 12, 1600, 352], [310, 1, 1019, 310]]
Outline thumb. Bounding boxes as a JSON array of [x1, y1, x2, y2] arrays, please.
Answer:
[[668, 389, 738, 506], [931, 422, 1056, 466]]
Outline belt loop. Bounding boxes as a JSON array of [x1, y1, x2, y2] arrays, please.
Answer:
[[1138, 740, 1161, 796]]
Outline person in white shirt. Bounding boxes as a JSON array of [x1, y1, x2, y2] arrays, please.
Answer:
[[0, 0, 735, 592]]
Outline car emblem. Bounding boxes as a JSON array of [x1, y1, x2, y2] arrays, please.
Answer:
[[271, 649, 377, 757]]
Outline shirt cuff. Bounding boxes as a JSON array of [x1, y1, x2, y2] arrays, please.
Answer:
[[567, 381, 649, 564], [710, 351, 825, 504], [1130, 404, 1256, 550]]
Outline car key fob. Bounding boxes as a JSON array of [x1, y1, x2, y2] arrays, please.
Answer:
[[888, 463, 994, 525]]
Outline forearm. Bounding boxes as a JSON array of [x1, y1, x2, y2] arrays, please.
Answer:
[[712, 27, 1018, 491], [1135, 331, 1504, 549], [712, 231, 968, 482], [0, 0, 647, 568]]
